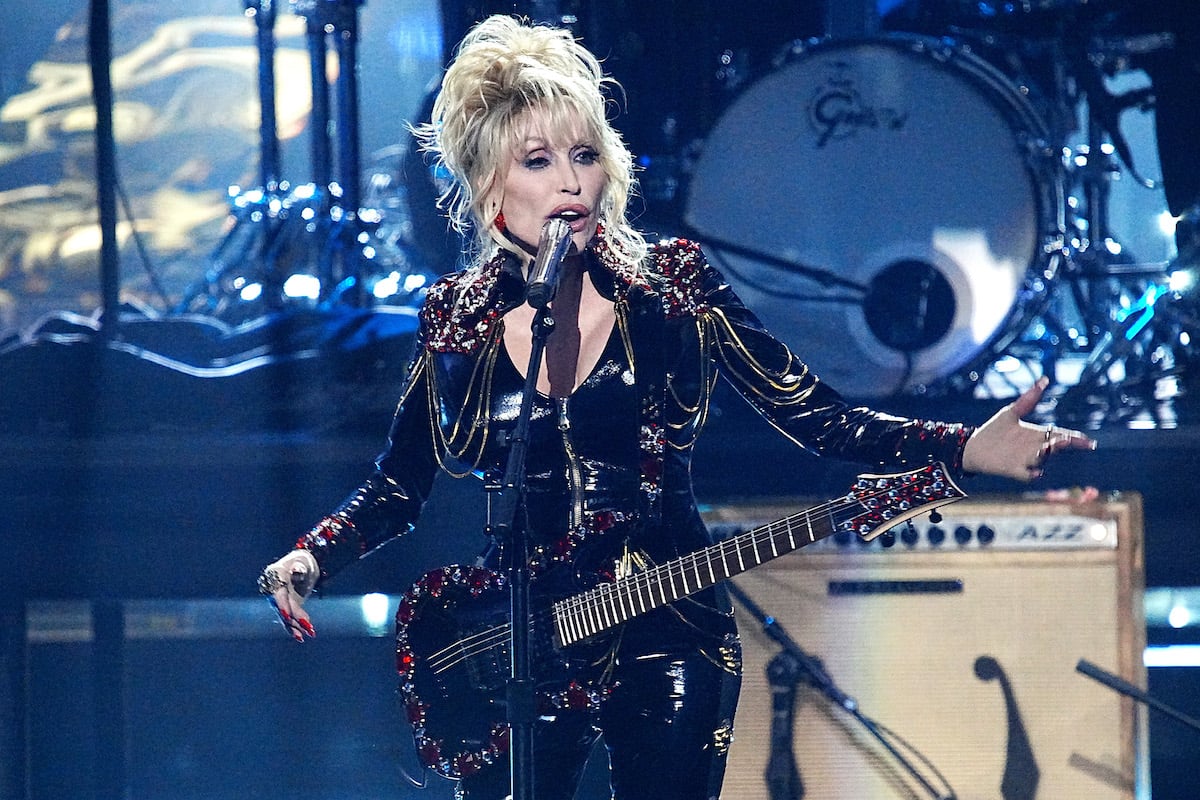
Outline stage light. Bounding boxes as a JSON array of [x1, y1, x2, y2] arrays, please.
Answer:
[[1168, 266, 1196, 295], [282, 273, 321, 300], [360, 593, 390, 635], [1168, 603, 1192, 629], [370, 271, 428, 301], [1144, 645, 1200, 667], [372, 271, 401, 299], [1158, 210, 1179, 237], [993, 355, 1022, 374]]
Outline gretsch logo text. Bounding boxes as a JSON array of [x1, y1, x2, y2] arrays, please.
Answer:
[[808, 62, 908, 147]]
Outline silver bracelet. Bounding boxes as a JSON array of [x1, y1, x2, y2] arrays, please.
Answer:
[[257, 567, 287, 596]]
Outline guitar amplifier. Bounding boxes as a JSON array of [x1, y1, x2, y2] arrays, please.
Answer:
[[702, 493, 1146, 800]]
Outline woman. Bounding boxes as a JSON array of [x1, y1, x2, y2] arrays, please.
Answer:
[[259, 15, 1094, 800]]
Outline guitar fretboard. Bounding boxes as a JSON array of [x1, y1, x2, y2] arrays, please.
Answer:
[[551, 506, 837, 647], [549, 462, 960, 648]]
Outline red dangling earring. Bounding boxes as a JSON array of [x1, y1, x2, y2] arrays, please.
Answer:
[[494, 211, 506, 231]]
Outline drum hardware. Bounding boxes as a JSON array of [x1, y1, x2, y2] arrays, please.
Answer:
[[676, 226, 869, 298], [176, 0, 430, 324], [248, 0, 283, 197], [1001, 16, 1198, 426], [681, 223, 960, 363], [680, 4, 1194, 412]]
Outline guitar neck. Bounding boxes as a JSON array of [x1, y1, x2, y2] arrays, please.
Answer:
[[550, 462, 962, 648], [551, 505, 836, 648]]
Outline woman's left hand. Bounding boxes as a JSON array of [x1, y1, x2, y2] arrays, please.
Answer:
[[962, 376, 1097, 482]]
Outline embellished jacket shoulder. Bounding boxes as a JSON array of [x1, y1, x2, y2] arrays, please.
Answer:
[[639, 236, 975, 475]]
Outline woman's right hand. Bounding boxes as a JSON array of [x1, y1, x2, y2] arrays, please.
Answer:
[[258, 549, 319, 642]]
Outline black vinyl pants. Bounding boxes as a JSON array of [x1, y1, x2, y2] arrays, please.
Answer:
[[455, 648, 741, 800]]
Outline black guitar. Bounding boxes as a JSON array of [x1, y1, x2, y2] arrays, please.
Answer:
[[394, 462, 965, 779]]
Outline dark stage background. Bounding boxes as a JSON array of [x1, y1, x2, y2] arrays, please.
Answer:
[[3, 1, 1199, 799]]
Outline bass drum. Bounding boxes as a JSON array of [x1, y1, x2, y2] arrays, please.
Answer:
[[684, 35, 1063, 398]]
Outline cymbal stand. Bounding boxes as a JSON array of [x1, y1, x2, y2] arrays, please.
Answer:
[[980, 16, 1194, 426], [1049, 36, 1197, 426], [290, 0, 368, 305], [177, 0, 377, 322], [253, 0, 283, 195], [175, 0, 289, 320]]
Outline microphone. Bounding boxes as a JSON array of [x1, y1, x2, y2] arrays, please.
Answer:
[[525, 217, 573, 309]]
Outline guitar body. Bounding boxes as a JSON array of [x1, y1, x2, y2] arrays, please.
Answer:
[[395, 563, 614, 779]]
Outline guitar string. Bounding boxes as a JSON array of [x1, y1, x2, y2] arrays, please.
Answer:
[[426, 625, 511, 673], [554, 469, 952, 645], [422, 470, 951, 671], [558, 472, 946, 624], [428, 497, 839, 672]]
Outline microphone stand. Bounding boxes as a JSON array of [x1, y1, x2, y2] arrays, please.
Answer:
[[89, 0, 120, 339], [676, 223, 869, 294], [487, 298, 558, 800], [765, 651, 805, 800], [727, 583, 954, 800], [1077, 658, 1200, 734]]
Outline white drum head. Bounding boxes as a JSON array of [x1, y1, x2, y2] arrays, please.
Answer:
[[685, 35, 1058, 397]]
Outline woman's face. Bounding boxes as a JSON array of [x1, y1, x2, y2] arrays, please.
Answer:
[[499, 108, 607, 260]]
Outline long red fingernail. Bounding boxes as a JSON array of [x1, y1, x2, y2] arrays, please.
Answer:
[[299, 619, 316, 637]]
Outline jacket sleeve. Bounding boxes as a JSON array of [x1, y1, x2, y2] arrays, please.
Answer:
[[293, 326, 442, 586], [678, 242, 975, 474]]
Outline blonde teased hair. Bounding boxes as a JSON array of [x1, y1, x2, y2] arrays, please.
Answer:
[[410, 15, 648, 277]]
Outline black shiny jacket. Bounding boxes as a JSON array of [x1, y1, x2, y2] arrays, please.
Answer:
[[295, 238, 972, 648]]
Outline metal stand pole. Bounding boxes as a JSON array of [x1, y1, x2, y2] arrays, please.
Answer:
[[488, 304, 558, 800], [92, 600, 127, 800], [330, 0, 366, 303], [250, 0, 282, 194], [297, 2, 335, 299], [89, 0, 121, 338], [290, 0, 367, 303]]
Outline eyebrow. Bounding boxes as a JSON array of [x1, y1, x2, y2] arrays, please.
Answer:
[[519, 132, 594, 150]]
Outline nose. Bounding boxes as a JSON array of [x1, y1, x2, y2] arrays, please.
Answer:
[[557, 161, 581, 195]]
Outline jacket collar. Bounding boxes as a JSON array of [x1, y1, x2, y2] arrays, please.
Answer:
[[493, 245, 628, 312]]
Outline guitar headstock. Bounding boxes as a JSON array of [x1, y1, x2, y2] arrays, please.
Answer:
[[838, 462, 966, 542]]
